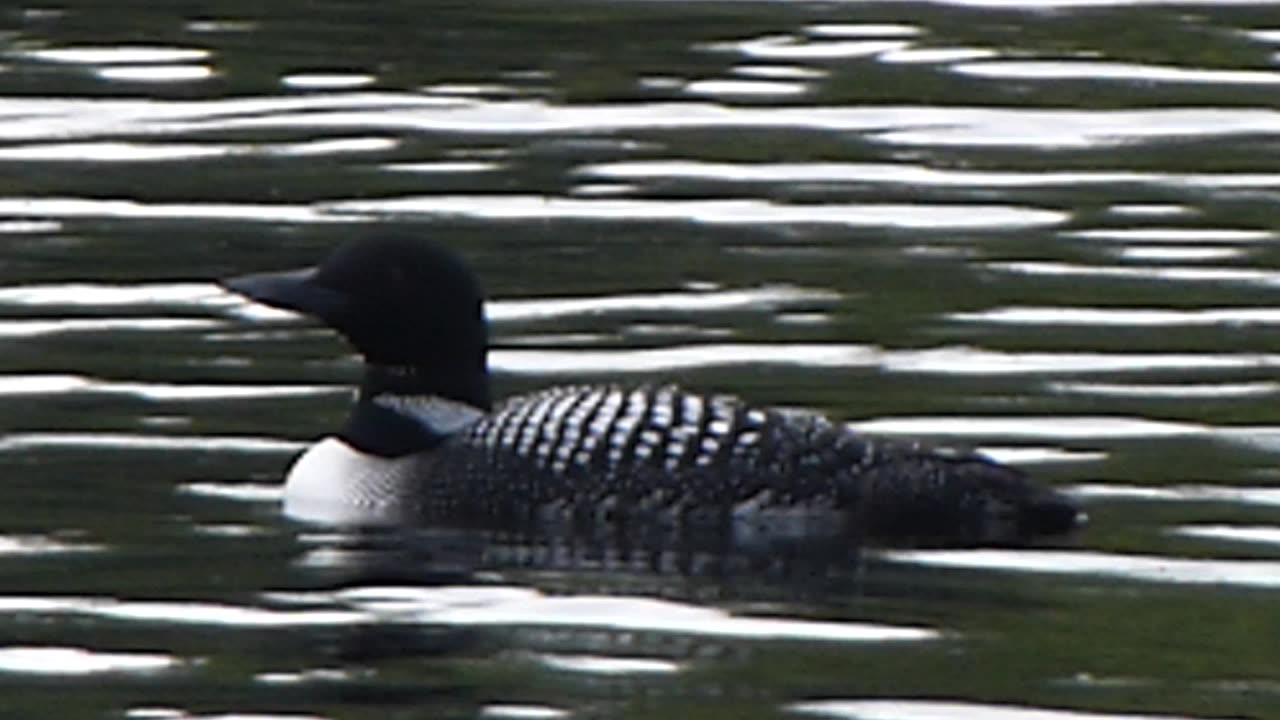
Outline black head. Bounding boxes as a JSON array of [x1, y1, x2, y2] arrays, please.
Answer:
[[860, 453, 1084, 548], [221, 235, 491, 410]]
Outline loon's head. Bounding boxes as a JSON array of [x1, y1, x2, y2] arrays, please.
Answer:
[[860, 454, 1083, 547], [222, 235, 492, 457], [222, 234, 490, 406]]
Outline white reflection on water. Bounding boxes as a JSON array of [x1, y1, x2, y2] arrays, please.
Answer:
[[879, 47, 999, 64], [806, 23, 923, 38], [1, 96, 1278, 149], [581, 160, 1280, 190], [422, 83, 526, 97], [0, 534, 103, 555], [979, 446, 1106, 465], [1071, 484, 1280, 508], [0, 432, 303, 454], [327, 586, 937, 642], [327, 195, 1065, 230], [23, 46, 211, 64], [281, 73, 377, 90], [0, 318, 220, 337], [0, 596, 364, 627], [0, 220, 61, 233], [683, 78, 810, 98], [950, 306, 1280, 327], [906, 0, 1268, 10], [954, 59, 1280, 85], [703, 35, 911, 60], [493, 344, 1280, 375], [256, 668, 362, 685], [96, 65, 216, 83], [881, 549, 1280, 589], [0, 646, 181, 675], [790, 698, 1233, 720], [990, 261, 1280, 286], [880, 347, 1280, 374], [1173, 525, 1280, 546], [126, 710, 330, 720], [732, 64, 827, 80], [0, 197, 340, 223], [870, 107, 1280, 148], [480, 706, 569, 720], [1050, 381, 1279, 399], [536, 653, 682, 675], [852, 416, 1201, 439], [489, 285, 837, 322], [179, 482, 283, 503], [0, 142, 225, 162], [0, 282, 228, 307], [384, 161, 503, 173], [0, 374, 337, 400], [0, 137, 397, 161], [185, 18, 259, 34], [1106, 204, 1192, 217], [1064, 228, 1274, 243], [492, 344, 878, 373], [1114, 247, 1244, 262]]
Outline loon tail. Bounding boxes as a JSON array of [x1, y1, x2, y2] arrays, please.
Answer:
[[856, 449, 1081, 547]]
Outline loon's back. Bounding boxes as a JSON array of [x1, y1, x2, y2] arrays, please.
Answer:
[[423, 384, 1072, 547], [438, 384, 858, 519]]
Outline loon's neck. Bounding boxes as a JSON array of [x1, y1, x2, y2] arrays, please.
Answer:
[[359, 362, 492, 410], [340, 363, 490, 458]]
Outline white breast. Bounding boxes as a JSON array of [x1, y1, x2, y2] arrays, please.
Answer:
[[282, 437, 422, 526]]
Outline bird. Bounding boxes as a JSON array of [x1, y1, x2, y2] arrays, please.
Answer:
[[221, 234, 1083, 550]]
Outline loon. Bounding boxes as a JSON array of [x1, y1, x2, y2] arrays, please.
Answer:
[[222, 235, 1082, 548]]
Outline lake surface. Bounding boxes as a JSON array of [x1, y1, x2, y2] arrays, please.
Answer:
[[2, 1, 1280, 718]]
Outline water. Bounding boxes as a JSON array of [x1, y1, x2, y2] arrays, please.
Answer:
[[1, 0, 1278, 717]]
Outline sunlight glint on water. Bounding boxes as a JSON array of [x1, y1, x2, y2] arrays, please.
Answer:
[[2, 1, 1280, 718]]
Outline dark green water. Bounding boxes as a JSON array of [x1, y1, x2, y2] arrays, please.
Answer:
[[2, 1, 1280, 718]]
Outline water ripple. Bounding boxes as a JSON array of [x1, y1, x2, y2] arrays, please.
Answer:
[[0, 318, 221, 337], [489, 285, 837, 322], [0, 646, 182, 676], [492, 344, 1280, 375], [327, 195, 1065, 230], [0, 596, 363, 627], [0, 197, 340, 223], [22, 46, 211, 64], [951, 306, 1280, 327], [0, 433, 303, 454], [0, 374, 337, 400], [1071, 484, 1280, 508], [325, 586, 937, 642], [0, 534, 103, 555], [881, 549, 1280, 589], [480, 706, 568, 720], [791, 698, 1233, 720], [281, 73, 376, 90], [4, 95, 1273, 153], [0, 282, 228, 307], [1172, 525, 1280, 547], [990, 261, 1280, 286], [535, 653, 682, 675], [954, 60, 1280, 85]]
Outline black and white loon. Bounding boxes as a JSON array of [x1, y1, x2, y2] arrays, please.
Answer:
[[222, 235, 1082, 547]]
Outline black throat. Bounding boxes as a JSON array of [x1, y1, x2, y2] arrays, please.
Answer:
[[339, 363, 492, 458]]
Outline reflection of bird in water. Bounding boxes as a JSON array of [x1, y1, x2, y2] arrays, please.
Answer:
[[223, 234, 1083, 566]]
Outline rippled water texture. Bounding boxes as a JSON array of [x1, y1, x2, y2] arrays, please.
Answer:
[[2, 1, 1280, 718]]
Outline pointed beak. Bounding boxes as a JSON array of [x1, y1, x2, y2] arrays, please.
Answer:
[[220, 267, 348, 321]]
